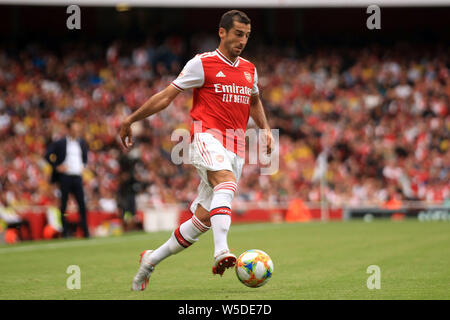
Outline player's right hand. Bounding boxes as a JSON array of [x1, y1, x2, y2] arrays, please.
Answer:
[[119, 120, 133, 149], [262, 128, 274, 155]]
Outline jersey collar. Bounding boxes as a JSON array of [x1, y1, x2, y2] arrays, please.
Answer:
[[215, 49, 240, 68]]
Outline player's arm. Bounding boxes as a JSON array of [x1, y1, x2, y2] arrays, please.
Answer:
[[119, 55, 203, 149], [250, 93, 270, 131], [119, 85, 180, 149], [250, 93, 273, 154]]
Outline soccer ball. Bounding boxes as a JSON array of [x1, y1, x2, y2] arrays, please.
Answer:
[[235, 249, 274, 288]]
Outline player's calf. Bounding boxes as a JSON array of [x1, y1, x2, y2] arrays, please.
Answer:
[[131, 215, 210, 291], [148, 215, 210, 265], [209, 181, 237, 271]]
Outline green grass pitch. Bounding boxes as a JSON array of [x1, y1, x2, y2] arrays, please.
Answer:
[[0, 220, 449, 300]]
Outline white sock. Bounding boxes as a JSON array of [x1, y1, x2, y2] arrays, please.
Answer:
[[210, 214, 231, 258], [209, 181, 236, 258], [147, 215, 209, 266]]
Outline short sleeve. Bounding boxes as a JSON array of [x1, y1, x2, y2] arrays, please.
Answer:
[[251, 67, 259, 95], [171, 55, 204, 91]]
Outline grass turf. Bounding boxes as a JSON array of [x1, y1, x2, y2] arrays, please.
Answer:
[[0, 220, 449, 300]]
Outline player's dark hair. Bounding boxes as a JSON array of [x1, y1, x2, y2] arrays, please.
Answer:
[[219, 10, 251, 32]]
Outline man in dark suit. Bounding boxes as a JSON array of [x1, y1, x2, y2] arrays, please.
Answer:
[[45, 120, 90, 238]]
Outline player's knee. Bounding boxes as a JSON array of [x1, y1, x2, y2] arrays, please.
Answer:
[[195, 205, 211, 227], [208, 170, 236, 187], [214, 180, 237, 193], [197, 215, 211, 227], [210, 181, 236, 218], [208, 182, 235, 222]]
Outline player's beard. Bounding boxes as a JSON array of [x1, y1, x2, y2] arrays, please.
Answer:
[[227, 43, 243, 59]]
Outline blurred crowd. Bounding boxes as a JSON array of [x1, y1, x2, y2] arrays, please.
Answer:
[[0, 38, 448, 215]]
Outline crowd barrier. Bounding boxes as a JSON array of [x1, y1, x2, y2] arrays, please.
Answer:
[[5, 209, 128, 240]]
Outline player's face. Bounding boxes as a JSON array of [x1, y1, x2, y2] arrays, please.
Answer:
[[220, 21, 251, 58]]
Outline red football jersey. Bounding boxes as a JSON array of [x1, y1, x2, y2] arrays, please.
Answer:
[[171, 49, 259, 158]]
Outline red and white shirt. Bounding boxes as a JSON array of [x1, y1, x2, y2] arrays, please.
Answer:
[[171, 49, 259, 158]]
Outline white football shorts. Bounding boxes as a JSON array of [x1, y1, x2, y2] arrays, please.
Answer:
[[189, 132, 244, 214]]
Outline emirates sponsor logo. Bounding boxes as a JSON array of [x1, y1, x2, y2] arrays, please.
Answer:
[[213, 83, 252, 104], [214, 83, 252, 96]]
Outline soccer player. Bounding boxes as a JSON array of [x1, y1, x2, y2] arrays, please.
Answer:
[[119, 10, 273, 291]]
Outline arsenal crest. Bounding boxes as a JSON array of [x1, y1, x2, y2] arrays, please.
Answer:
[[216, 155, 224, 163], [244, 71, 252, 83]]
